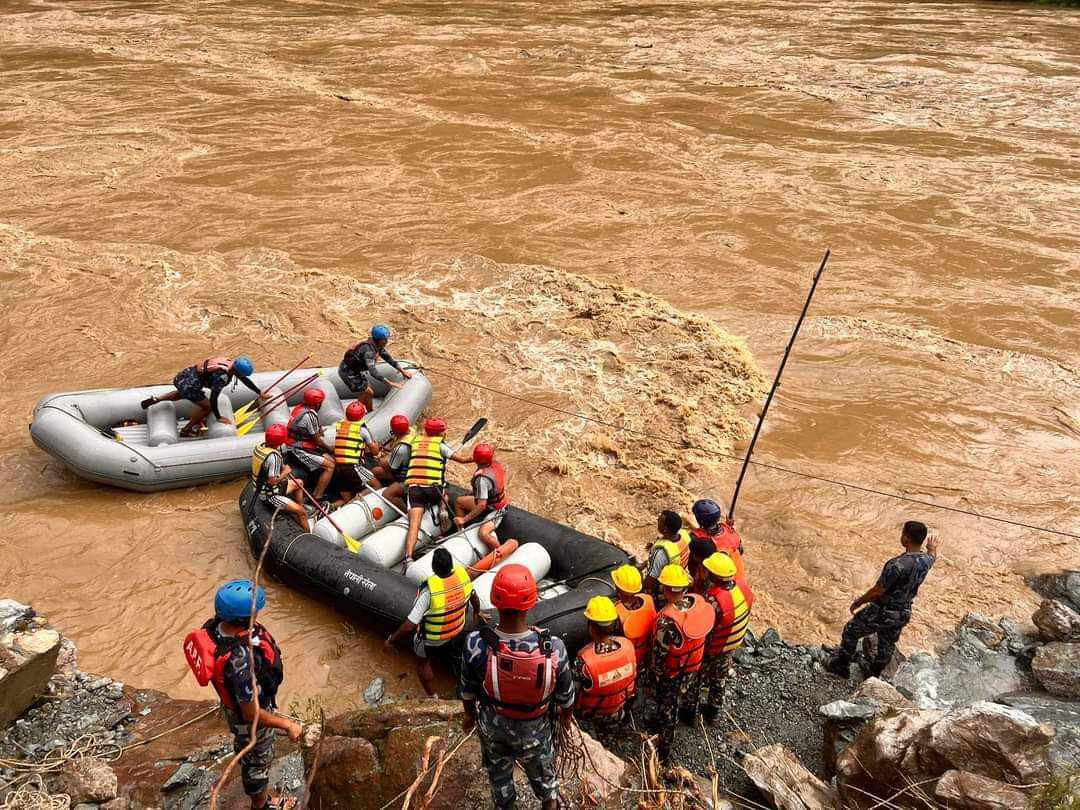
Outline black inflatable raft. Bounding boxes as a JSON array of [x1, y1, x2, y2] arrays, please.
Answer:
[[238, 483, 631, 653]]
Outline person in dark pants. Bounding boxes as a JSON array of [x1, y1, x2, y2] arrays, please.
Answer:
[[338, 325, 413, 411], [826, 521, 940, 679]]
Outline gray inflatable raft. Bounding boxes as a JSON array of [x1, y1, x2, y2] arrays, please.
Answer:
[[29, 364, 432, 492]]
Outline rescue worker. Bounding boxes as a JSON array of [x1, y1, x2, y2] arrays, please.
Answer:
[[611, 564, 657, 673], [387, 548, 484, 697], [650, 564, 715, 762], [283, 387, 335, 502], [699, 553, 754, 724], [573, 596, 636, 747], [370, 414, 413, 513], [826, 522, 939, 679], [182, 580, 301, 809], [453, 443, 509, 552], [402, 417, 472, 564], [338, 325, 413, 411], [250, 423, 309, 532], [690, 499, 746, 581], [143, 355, 261, 437], [330, 401, 382, 506], [460, 565, 574, 810], [642, 510, 692, 598], [688, 537, 717, 592]]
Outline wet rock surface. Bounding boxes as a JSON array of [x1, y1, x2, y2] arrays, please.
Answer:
[[1031, 642, 1080, 699], [1032, 599, 1080, 643]]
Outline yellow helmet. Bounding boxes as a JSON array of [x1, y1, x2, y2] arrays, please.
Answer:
[[583, 596, 619, 624], [703, 552, 737, 579], [658, 563, 691, 589], [611, 564, 642, 594]]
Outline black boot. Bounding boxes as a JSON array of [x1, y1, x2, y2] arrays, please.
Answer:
[[140, 396, 158, 409], [701, 704, 720, 725], [824, 655, 851, 679], [678, 705, 699, 725]]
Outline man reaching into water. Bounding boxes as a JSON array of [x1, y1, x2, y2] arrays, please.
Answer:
[[826, 520, 939, 679]]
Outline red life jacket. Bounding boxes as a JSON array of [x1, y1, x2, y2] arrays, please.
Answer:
[[691, 525, 746, 581], [656, 594, 715, 677], [286, 404, 321, 451], [472, 462, 509, 510], [704, 579, 754, 658], [481, 627, 558, 719], [183, 620, 283, 711], [575, 637, 637, 719]]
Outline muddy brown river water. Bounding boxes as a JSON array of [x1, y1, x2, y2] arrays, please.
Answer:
[[2, 0, 1078, 707]]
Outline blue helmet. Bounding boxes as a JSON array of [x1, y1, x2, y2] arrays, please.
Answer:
[[215, 579, 266, 621], [233, 356, 254, 377], [692, 498, 725, 529], [371, 324, 391, 342]]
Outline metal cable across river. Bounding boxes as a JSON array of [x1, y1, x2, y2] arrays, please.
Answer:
[[2, 0, 1078, 711]]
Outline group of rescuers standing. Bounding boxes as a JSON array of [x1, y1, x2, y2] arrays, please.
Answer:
[[173, 327, 941, 810]]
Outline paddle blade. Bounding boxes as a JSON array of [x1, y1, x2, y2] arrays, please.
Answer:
[[343, 534, 362, 554], [460, 417, 487, 446], [237, 417, 261, 437]]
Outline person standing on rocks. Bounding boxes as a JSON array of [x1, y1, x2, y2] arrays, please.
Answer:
[[460, 564, 575, 810], [183, 580, 302, 810], [642, 510, 692, 598], [699, 553, 754, 724], [573, 596, 637, 747], [649, 564, 715, 762], [826, 521, 939, 679], [689, 498, 746, 582]]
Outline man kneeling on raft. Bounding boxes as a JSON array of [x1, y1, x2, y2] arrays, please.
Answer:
[[454, 442, 509, 553], [143, 355, 262, 437]]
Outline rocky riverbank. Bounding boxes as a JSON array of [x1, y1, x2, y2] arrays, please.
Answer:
[[2, 572, 1078, 809]]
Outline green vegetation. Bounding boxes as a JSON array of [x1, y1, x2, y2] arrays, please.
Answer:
[[1032, 769, 1080, 810]]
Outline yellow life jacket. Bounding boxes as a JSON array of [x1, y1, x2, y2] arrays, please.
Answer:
[[334, 419, 367, 465], [656, 529, 692, 568], [251, 443, 273, 481], [406, 435, 447, 487], [422, 564, 473, 643]]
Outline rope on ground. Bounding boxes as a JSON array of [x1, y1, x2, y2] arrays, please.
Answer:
[[0, 775, 70, 810], [416, 362, 1080, 541]]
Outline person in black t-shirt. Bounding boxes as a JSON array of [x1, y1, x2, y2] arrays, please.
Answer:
[[825, 521, 940, 679]]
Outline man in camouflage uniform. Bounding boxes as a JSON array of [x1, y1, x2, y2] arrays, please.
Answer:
[[460, 565, 574, 810], [827, 521, 939, 678], [698, 553, 754, 724], [649, 564, 714, 762]]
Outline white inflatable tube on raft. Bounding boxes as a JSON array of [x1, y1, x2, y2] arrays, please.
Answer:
[[472, 543, 553, 610], [357, 511, 439, 569], [312, 489, 400, 548], [404, 514, 506, 584]]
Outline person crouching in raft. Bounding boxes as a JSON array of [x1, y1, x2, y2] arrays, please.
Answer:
[[330, 401, 382, 507], [282, 387, 336, 504], [453, 442, 509, 553], [573, 596, 636, 749], [143, 355, 261, 437], [699, 553, 754, 725], [338, 324, 413, 411], [386, 548, 484, 697], [369, 414, 413, 513], [251, 423, 309, 532], [183, 581, 301, 810], [402, 417, 473, 564], [460, 565, 575, 810]]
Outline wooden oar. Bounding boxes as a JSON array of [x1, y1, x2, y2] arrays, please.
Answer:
[[292, 478, 362, 554], [234, 355, 310, 423]]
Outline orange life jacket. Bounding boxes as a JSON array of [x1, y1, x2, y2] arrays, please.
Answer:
[[615, 594, 657, 667], [704, 579, 754, 658], [575, 637, 637, 719], [691, 525, 746, 581], [472, 461, 509, 510], [656, 594, 715, 677], [286, 404, 321, 451]]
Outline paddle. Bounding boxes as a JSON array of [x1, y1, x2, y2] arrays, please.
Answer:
[[292, 478, 362, 554], [452, 418, 488, 451], [237, 371, 323, 436], [233, 355, 311, 424]]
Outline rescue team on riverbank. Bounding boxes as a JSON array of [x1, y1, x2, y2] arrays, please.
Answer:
[[179, 328, 940, 810]]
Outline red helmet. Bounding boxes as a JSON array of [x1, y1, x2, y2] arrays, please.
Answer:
[[303, 387, 325, 408], [390, 414, 411, 436], [490, 564, 537, 612], [345, 401, 366, 421], [424, 417, 447, 436], [473, 443, 495, 466], [265, 423, 288, 447]]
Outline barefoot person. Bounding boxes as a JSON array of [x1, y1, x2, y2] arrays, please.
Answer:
[[453, 443, 509, 552], [825, 521, 939, 679], [143, 355, 260, 437]]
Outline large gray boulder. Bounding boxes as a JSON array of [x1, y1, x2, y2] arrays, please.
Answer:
[[1031, 643, 1080, 698], [919, 702, 1052, 784], [1031, 599, 1080, 642], [743, 744, 837, 810], [934, 770, 1031, 810], [836, 708, 943, 796], [1026, 571, 1080, 614]]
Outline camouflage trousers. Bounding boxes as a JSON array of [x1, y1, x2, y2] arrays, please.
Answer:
[[839, 604, 911, 671], [225, 710, 276, 796], [700, 652, 734, 717], [477, 707, 558, 809], [654, 671, 697, 761]]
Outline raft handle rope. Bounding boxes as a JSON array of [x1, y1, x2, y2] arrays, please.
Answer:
[[402, 363, 1080, 542]]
